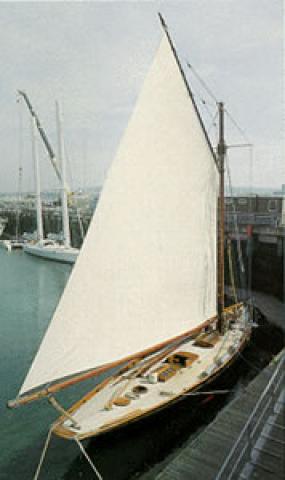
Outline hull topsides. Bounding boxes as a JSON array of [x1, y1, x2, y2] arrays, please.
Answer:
[[53, 304, 251, 441], [23, 243, 78, 264]]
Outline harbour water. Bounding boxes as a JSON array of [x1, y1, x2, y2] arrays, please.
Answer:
[[1, 248, 212, 480], [1, 247, 283, 480], [0, 248, 73, 479]]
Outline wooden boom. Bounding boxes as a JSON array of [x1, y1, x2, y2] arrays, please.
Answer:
[[7, 317, 215, 409]]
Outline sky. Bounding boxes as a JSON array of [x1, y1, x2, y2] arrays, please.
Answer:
[[0, 0, 283, 193]]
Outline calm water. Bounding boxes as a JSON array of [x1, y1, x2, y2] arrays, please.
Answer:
[[1, 248, 280, 480], [0, 248, 73, 479], [1, 248, 210, 480], [1, 248, 205, 480]]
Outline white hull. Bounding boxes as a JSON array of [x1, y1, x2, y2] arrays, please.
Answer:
[[54, 304, 251, 440], [24, 242, 79, 264]]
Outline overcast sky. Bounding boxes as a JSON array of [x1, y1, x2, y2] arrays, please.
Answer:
[[0, 0, 283, 193]]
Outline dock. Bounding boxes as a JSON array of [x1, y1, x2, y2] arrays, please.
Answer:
[[139, 293, 284, 480], [253, 291, 285, 329]]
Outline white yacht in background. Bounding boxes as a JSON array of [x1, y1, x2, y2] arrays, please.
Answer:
[[24, 238, 78, 264], [23, 102, 79, 265]]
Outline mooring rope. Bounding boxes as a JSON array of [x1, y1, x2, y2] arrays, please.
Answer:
[[74, 437, 103, 480], [32, 428, 103, 480], [32, 427, 53, 480]]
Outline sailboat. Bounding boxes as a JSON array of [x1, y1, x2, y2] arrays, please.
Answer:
[[9, 15, 251, 450], [23, 103, 79, 264]]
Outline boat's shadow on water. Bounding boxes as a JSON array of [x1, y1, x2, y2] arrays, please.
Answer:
[[63, 313, 284, 480], [62, 392, 228, 480]]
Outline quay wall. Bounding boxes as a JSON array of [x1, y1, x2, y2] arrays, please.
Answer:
[[1, 194, 284, 301]]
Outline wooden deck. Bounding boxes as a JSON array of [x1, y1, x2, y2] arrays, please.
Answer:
[[139, 293, 284, 480], [150, 352, 284, 480]]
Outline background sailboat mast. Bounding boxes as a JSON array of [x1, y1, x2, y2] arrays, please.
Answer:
[[56, 102, 71, 248], [31, 117, 44, 243], [217, 102, 226, 333]]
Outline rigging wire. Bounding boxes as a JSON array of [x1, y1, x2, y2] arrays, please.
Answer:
[[246, 145, 254, 304], [225, 152, 245, 279], [225, 108, 251, 144], [193, 94, 219, 137], [185, 60, 220, 142], [193, 93, 216, 121], [186, 59, 252, 148], [186, 59, 252, 304], [186, 61, 218, 105], [225, 152, 250, 308], [184, 56, 255, 307], [207, 110, 218, 135], [185, 60, 218, 134], [223, 106, 254, 304]]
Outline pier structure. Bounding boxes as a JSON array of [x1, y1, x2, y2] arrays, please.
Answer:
[[0, 193, 284, 300], [225, 195, 284, 302], [150, 349, 284, 480], [138, 293, 284, 480]]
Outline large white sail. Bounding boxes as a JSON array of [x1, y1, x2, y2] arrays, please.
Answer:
[[20, 34, 218, 396]]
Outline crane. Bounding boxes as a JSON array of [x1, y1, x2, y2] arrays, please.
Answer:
[[17, 90, 63, 184]]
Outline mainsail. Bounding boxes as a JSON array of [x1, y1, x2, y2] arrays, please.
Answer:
[[20, 33, 218, 396]]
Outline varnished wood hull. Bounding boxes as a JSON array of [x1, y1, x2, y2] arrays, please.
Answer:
[[53, 306, 251, 441]]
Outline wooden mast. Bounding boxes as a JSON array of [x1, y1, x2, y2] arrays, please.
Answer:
[[217, 102, 226, 333]]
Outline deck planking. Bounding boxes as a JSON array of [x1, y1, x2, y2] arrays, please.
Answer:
[[151, 352, 284, 480], [137, 292, 284, 480]]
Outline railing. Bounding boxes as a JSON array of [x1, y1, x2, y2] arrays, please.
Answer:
[[215, 350, 285, 480], [226, 214, 280, 226]]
